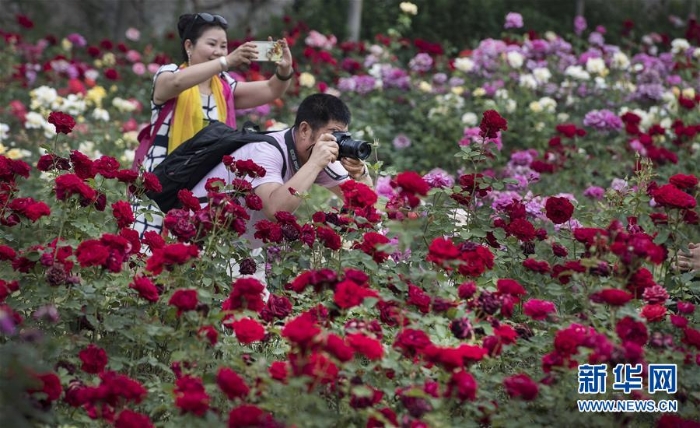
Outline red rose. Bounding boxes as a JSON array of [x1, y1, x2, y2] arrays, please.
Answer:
[[141, 172, 162, 193], [216, 367, 250, 400], [94, 155, 120, 178], [682, 327, 700, 349], [0, 245, 16, 261], [197, 325, 218, 345], [426, 237, 460, 266], [394, 171, 430, 196], [615, 316, 648, 346], [503, 373, 539, 400], [555, 123, 578, 138], [316, 225, 342, 250], [282, 313, 321, 349], [324, 334, 354, 362], [229, 404, 274, 428], [54, 173, 97, 203], [346, 333, 384, 360], [174, 375, 209, 416], [640, 304, 666, 322], [104, 68, 120, 80], [114, 409, 154, 428], [545, 196, 574, 224], [496, 279, 526, 297], [168, 289, 198, 316], [29, 372, 62, 401], [669, 173, 698, 190], [268, 361, 289, 383], [353, 231, 391, 263], [230, 318, 265, 344], [223, 277, 266, 313], [75, 239, 110, 267], [79, 344, 108, 374], [653, 184, 697, 209], [522, 258, 550, 273], [447, 370, 477, 401], [260, 294, 293, 322], [334, 280, 379, 309], [479, 109, 508, 139], [111, 200, 135, 229], [507, 218, 536, 241], [590, 289, 633, 306], [129, 275, 160, 302], [523, 299, 556, 320], [48, 111, 76, 134], [393, 328, 432, 357]]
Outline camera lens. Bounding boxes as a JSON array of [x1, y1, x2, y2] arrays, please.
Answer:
[[356, 141, 371, 160]]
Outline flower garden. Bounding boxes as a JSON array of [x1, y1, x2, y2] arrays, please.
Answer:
[[2, 4, 700, 427]]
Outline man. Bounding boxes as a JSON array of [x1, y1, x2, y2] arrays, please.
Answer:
[[191, 93, 373, 250]]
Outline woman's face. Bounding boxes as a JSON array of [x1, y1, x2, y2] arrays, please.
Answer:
[[186, 27, 228, 65]]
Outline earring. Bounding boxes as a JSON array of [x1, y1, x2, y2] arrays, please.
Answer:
[[187, 51, 191, 65]]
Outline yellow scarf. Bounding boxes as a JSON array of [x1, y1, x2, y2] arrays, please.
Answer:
[[168, 66, 227, 153]]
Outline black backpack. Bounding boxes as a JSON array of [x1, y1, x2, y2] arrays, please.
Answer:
[[145, 121, 286, 212]]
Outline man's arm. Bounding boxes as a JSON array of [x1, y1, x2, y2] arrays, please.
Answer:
[[254, 161, 324, 220]]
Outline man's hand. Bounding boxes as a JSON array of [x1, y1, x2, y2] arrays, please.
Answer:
[[676, 242, 700, 273], [341, 157, 367, 180], [307, 133, 339, 170]]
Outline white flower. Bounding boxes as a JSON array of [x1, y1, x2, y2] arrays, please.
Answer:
[[6, 148, 31, 160], [121, 149, 135, 165], [594, 76, 608, 90], [0, 124, 9, 141], [399, 2, 418, 15], [112, 97, 137, 113], [453, 57, 474, 73], [682, 87, 696, 99], [564, 65, 590, 80], [24, 111, 46, 129], [529, 101, 542, 113], [299, 72, 316, 88], [461, 112, 478, 126], [418, 81, 432, 93], [557, 113, 570, 122], [585, 57, 607, 75], [85, 69, 99, 81], [671, 38, 690, 54], [30, 85, 58, 110], [532, 67, 552, 83], [91, 108, 110, 121], [472, 87, 486, 97], [495, 89, 509, 100], [539, 97, 557, 113], [505, 99, 517, 113], [506, 51, 524, 69], [518, 74, 538, 89], [610, 51, 630, 70]]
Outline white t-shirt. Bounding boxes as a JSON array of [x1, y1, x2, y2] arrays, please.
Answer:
[[190, 128, 349, 248]]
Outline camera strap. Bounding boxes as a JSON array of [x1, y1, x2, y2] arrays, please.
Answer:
[[284, 128, 301, 174]]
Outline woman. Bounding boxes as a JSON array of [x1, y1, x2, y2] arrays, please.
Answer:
[[133, 12, 294, 239]]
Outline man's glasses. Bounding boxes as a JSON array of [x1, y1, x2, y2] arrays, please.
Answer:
[[182, 13, 228, 41]]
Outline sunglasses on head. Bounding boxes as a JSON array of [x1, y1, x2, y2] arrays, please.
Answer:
[[182, 13, 228, 40]]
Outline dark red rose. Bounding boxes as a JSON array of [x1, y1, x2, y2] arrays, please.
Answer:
[[174, 375, 209, 416], [111, 200, 135, 229], [393, 328, 432, 357], [197, 325, 218, 345], [523, 299, 556, 320], [229, 404, 275, 428], [507, 218, 536, 241], [640, 304, 666, 322], [682, 327, 700, 349], [230, 318, 265, 344], [653, 184, 697, 209], [479, 109, 508, 139], [334, 280, 379, 309], [282, 313, 320, 349], [223, 277, 266, 313], [503, 373, 539, 400], [48, 111, 76, 134], [29, 372, 62, 402], [669, 173, 698, 190], [316, 225, 342, 250], [615, 316, 648, 346], [447, 370, 477, 401], [522, 258, 550, 273], [168, 289, 198, 316], [590, 288, 633, 306], [114, 409, 154, 428], [79, 344, 108, 374], [353, 231, 391, 263], [346, 333, 384, 360], [129, 275, 160, 302], [216, 367, 249, 400], [545, 196, 574, 224], [496, 279, 526, 297]]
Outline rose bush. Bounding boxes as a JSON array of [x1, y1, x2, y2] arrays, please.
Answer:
[[1, 5, 700, 428]]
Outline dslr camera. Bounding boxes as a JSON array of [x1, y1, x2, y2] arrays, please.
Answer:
[[332, 132, 372, 160]]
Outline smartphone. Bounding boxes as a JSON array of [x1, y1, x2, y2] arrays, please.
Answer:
[[251, 40, 283, 62]]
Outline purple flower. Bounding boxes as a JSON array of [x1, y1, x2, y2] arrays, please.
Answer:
[[432, 72, 448, 85], [392, 133, 411, 149], [509, 150, 535, 166], [66, 33, 87, 47], [337, 77, 356, 93], [409, 53, 433, 72], [583, 109, 623, 132], [422, 168, 454, 188], [0, 309, 16, 335], [504, 12, 524, 29], [355, 75, 377, 94], [583, 186, 605, 200], [611, 178, 629, 192], [588, 32, 604, 47], [574, 16, 587, 36], [375, 176, 395, 199]]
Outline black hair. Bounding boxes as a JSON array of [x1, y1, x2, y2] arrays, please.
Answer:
[[177, 13, 228, 63], [293, 93, 352, 131]]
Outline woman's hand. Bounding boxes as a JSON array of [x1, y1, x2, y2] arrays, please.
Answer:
[[274, 37, 293, 73], [225, 42, 258, 69]]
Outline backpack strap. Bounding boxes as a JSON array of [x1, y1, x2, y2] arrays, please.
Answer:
[[131, 100, 174, 171]]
